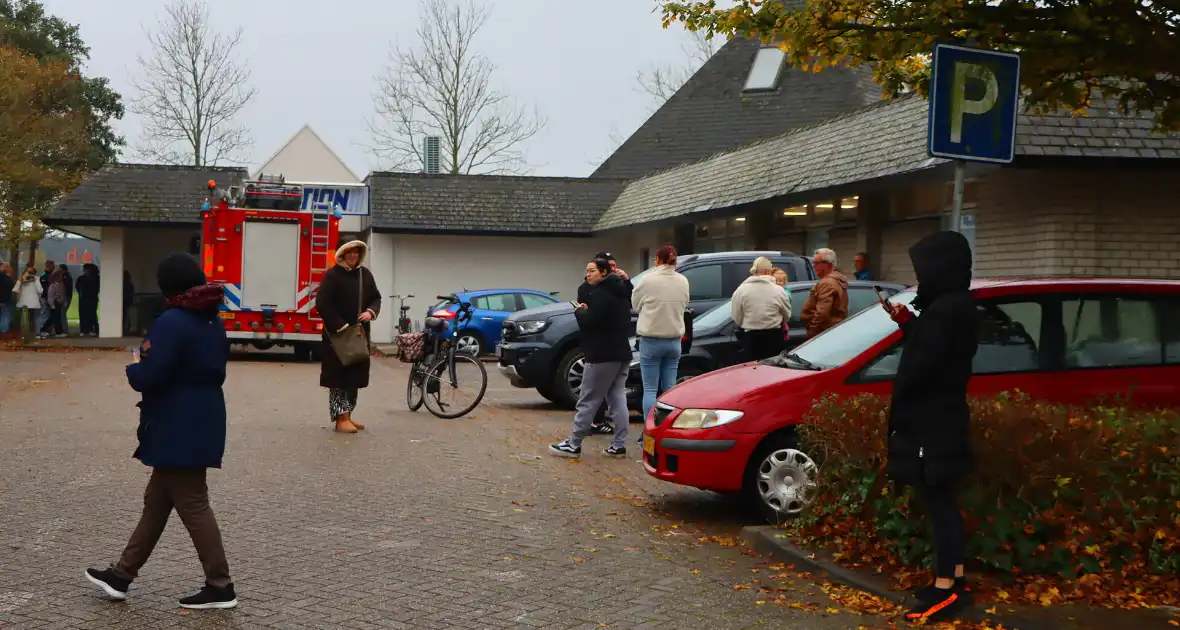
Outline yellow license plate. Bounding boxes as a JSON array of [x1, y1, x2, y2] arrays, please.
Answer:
[[642, 434, 655, 456], [218, 312, 234, 320]]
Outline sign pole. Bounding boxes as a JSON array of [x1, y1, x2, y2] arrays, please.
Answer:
[[951, 160, 965, 232]]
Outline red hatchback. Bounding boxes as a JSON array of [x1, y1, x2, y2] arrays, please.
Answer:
[[641, 278, 1180, 522]]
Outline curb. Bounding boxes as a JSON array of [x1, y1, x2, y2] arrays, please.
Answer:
[[739, 526, 1057, 630]]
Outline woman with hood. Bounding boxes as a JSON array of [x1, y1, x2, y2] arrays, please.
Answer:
[[86, 252, 237, 610], [885, 231, 980, 623], [550, 257, 633, 458], [314, 240, 381, 434], [730, 256, 792, 362]]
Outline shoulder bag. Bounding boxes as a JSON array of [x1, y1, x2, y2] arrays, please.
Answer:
[[328, 268, 371, 366]]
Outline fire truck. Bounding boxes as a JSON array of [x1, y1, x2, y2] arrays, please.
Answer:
[[199, 174, 352, 360]]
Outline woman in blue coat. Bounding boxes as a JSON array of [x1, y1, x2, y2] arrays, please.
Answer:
[[86, 253, 238, 610]]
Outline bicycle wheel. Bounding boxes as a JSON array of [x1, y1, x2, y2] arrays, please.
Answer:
[[406, 361, 425, 411], [423, 353, 488, 419]]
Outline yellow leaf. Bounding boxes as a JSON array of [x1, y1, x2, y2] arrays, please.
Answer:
[[756, 600, 766, 605], [985, 606, 998, 614]]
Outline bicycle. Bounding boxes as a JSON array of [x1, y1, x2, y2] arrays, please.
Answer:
[[403, 296, 488, 419], [392, 294, 415, 334]]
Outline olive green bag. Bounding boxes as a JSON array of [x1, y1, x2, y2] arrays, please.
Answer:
[[328, 268, 370, 366]]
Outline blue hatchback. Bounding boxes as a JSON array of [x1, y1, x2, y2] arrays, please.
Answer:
[[429, 289, 561, 355]]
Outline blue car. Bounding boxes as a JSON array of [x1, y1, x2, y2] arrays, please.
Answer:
[[429, 289, 561, 355]]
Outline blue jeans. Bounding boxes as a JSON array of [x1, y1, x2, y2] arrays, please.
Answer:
[[639, 336, 682, 420], [0, 302, 11, 333]]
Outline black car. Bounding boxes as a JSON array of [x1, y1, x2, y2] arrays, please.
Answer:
[[497, 251, 817, 409], [621, 280, 909, 410]]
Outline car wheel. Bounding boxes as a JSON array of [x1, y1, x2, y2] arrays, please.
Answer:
[[675, 366, 705, 384], [743, 432, 818, 525], [552, 348, 586, 410], [454, 331, 483, 356], [535, 384, 559, 404]]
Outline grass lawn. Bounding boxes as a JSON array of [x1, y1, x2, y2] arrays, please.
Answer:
[[66, 298, 79, 325]]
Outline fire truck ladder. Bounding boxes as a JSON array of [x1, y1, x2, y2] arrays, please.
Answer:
[[309, 201, 334, 276]]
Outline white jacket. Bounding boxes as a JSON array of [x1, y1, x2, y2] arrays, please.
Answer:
[[16, 278, 41, 309], [731, 275, 792, 331], [631, 265, 690, 338]]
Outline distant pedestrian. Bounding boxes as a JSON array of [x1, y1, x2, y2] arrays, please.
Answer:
[[731, 256, 792, 362], [885, 232, 980, 623], [854, 252, 871, 281], [60, 263, 74, 335], [41, 268, 66, 338], [631, 245, 689, 420], [85, 252, 237, 610], [315, 240, 381, 434], [15, 265, 41, 342], [37, 260, 54, 332], [800, 248, 849, 338], [76, 263, 101, 336], [0, 264, 14, 334], [123, 270, 135, 335], [550, 257, 633, 459], [578, 251, 632, 435]]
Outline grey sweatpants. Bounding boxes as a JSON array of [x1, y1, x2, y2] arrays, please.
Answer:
[[569, 361, 630, 450]]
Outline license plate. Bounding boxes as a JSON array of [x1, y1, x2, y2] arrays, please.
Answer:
[[218, 312, 234, 320], [642, 434, 655, 456]]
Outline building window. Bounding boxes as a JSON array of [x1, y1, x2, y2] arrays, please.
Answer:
[[743, 47, 786, 92], [640, 247, 650, 271]]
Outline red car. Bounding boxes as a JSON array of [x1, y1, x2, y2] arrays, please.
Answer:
[[641, 278, 1180, 522]]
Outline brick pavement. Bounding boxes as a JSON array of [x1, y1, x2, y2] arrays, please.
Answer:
[[1, 351, 875, 630]]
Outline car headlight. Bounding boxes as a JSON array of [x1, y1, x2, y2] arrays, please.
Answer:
[[671, 409, 744, 429], [516, 320, 549, 335]]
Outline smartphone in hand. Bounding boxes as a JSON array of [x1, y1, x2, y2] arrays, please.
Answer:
[[873, 285, 891, 311]]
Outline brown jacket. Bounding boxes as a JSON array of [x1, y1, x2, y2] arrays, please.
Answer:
[[801, 271, 850, 338]]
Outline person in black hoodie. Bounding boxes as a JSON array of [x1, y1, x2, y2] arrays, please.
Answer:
[[86, 253, 238, 610], [550, 258, 633, 458], [885, 231, 980, 623], [577, 251, 632, 435], [75, 263, 100, 336]]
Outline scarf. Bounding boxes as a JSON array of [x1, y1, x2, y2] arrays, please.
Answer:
[[164, 283, 225, 313]]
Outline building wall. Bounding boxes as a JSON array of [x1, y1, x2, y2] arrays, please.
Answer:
[[367, 232, 644, 344], [826, 227, 859, 275], [880, 218, 941, 284], [122, 227, 199, 294], [974, 167, 1180, 278]]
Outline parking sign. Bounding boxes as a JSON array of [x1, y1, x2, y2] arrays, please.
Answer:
[[927, 44, 1021, 164]]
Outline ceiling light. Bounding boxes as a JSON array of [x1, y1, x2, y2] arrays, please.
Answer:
[[782, 209, 807, 216], [735, 217, 746, 222]]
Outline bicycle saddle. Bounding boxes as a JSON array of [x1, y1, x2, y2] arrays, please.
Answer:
[[424, 317, 448, 330]]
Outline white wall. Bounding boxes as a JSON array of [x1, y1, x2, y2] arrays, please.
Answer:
[[98, 227, 124, 339], [122, 227, 200, 294], [366, 232, 651, 344]]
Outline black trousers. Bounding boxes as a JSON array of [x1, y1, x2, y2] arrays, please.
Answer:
[[79, 298, 99, 335], [918, 481, 965, 579], [740, 328, 786, 362]]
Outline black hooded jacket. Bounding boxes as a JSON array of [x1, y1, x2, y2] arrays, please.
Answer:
[[575, 273, 633, 363], [887, 231, 980, 487]]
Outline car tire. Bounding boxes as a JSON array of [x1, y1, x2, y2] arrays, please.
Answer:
[[675, 365, 705, 385], [743, 431, 819, 525], [552, 348, 585, 410], [454, 331, 483, 356], [535, 384, 559, 404]]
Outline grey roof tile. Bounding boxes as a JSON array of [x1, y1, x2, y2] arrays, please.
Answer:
[[45, 164, 249, 226], [590, 35, 882, 180], [597, 94, 1180, 231], [367, 172, 628, 235]]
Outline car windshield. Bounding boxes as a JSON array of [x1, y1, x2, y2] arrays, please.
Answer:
[[776, 290, 917, 369], [693, 300, 732, 331]]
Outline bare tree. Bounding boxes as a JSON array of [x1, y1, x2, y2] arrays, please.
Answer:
[[637, 30, 722, 107], [130, 0, 256, 166], [368, 0, 545, 175]]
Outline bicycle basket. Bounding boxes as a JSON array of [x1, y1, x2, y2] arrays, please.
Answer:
[[395, 332, 426, 363]]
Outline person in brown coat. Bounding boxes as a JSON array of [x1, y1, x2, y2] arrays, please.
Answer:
[[800, 248, 849, 338], [314, 240, 381, 433]]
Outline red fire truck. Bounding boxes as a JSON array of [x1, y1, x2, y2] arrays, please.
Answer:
[[199, 174, 344, 360]]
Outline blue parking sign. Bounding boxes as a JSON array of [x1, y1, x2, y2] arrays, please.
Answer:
[[927, 44, 1021, 164]]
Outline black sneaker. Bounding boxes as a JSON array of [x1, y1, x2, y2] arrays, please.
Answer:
[[85, 568, 130, 601], [590, 422, 614, 435], [904, 586, 965, 624], [548, 440, 582, 458], [179, 583, 238, 609], [604, 445, 627, 458], [912, 579, 973, 606]]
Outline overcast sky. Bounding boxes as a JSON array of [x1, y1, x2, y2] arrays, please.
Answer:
[[41, 0, 712, 178]]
